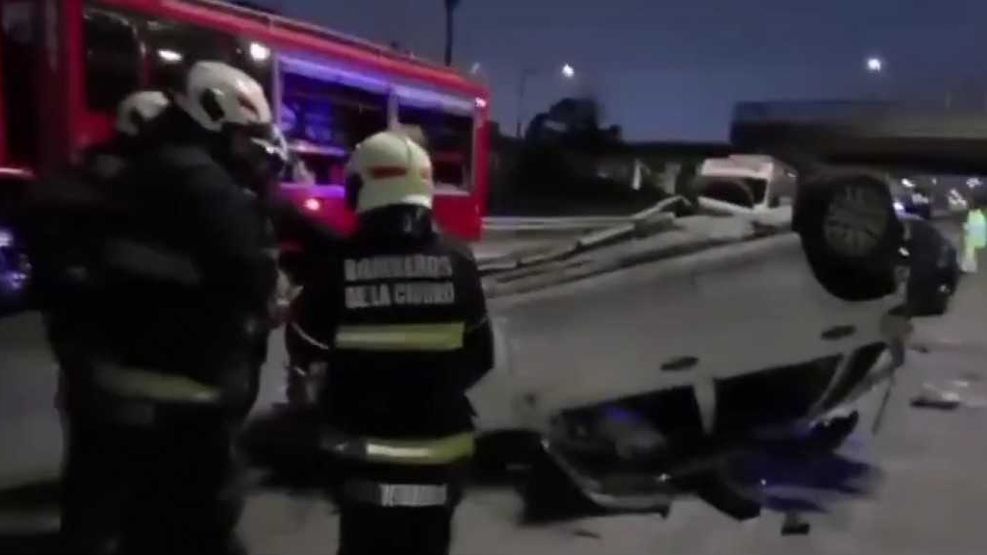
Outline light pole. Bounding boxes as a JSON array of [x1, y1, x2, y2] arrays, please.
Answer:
[[515, 63, 576, 137], [444, 0, 461, 66]]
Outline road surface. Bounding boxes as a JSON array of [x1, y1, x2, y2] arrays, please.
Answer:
[[1, 232, 986, 555]]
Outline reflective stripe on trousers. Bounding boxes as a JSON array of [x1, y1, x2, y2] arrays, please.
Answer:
[[321, 431, 475, 466], [334, 322, 465, 352], [93, 363, 222, 404], [343, 480, 450, 508]]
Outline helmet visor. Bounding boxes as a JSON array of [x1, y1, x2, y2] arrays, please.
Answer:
[[228, 123, 289, 193]]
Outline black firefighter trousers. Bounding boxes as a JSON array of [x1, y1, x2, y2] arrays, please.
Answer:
[[333, 461, 466, 555], [60, 397, 246, 555]]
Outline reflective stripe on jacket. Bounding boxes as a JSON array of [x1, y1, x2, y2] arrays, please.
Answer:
[[320, 430, 475, 465], [291, 321, 467, 353], [334, 322, 465, 352], [93, 363, 222, 404]]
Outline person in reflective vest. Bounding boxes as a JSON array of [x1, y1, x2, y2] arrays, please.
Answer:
[[961, 206, 986, 273], [287, 130, 494, 555]]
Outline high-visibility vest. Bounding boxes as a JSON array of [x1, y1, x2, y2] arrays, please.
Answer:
[[969, 209, 987, 249]]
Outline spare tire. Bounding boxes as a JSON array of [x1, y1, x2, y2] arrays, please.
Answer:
[[794, 171, 903, 301]]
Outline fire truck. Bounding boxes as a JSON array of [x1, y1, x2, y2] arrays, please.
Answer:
[[0, 0, 492, 240]]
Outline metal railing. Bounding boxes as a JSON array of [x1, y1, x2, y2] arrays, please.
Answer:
[[483, 216, 634, 233]]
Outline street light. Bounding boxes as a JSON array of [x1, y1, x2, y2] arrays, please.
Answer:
[[249, 42, 271, 62], [866, 56, 884, 73], [516, 63, 577, 137], [157, 49, 183, 63]]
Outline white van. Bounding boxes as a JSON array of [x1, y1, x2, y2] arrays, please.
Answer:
[[694, 154, 796, 214]]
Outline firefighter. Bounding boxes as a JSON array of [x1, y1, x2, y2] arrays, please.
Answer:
[[37, 61, 285, 555], [28, 89, 172, 322], [20, 90, 167, 555], [961, 204, 986, 273], [30, 91, 175, 554], [82, 90, 171, 182], [287, 130, 494, 555]]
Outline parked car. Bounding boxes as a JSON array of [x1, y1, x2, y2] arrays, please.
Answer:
[[0, 226, 32, 313], [893, 179, 933, 220], [947, 188, 970, 214], [900, 214, 959, 316], [694, 154, 796, 211]]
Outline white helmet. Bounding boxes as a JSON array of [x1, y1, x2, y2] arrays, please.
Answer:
[[173, 61, 272, 132], [346, 130, 434, 214], [116, 90, 169, 137]]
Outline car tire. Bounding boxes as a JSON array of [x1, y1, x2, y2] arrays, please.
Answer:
[[794, 171, 903, 301]]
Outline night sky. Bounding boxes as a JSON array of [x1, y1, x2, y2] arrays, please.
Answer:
[[265, 0, 987, 141]]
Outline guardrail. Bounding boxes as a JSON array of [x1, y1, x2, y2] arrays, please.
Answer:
[[483, 216, 633, 232], [484, 197, 794, 235], [483, 199, 694, 233], [479, 197, 689, 273]]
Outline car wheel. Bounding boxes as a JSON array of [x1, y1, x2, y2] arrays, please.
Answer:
[[795, 171, 903, 301]]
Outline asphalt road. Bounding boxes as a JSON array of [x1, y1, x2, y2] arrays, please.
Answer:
[[1, 232, 987, 555]]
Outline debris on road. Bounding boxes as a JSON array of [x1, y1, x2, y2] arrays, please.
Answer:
[[908, 343, 931, 354], [908, 337, 987, 357], [781, 513, 811, 536], [911, 392, 961, 411], [911, 381, 987, 411], [572, 528, 602, 540]]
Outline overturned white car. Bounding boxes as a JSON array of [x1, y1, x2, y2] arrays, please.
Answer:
[[471, 100, 987, 523], [471, 167, 908, 519]]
